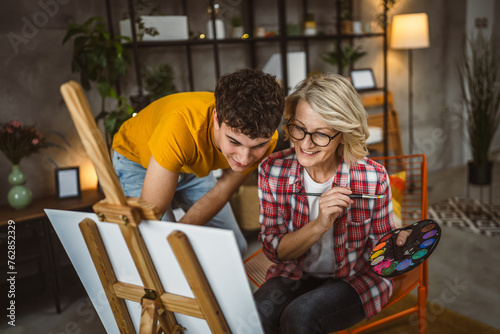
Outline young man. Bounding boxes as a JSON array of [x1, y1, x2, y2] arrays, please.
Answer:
[[112, 68, 285, 255]]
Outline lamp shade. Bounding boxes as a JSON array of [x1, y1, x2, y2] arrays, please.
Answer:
[[391, 13, 430, 49]]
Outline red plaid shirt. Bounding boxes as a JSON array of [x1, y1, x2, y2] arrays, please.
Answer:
[[258, 148, 394, 319]]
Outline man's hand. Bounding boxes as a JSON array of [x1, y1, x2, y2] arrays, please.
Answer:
[[396, 229, 412, 246], [178, 169, 247, 226]]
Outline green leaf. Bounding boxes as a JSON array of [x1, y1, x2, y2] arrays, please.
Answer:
[[97, 80, 110, 100], [63, 15, 133, 138], [63, 25, 87, 44], [109, 87, 118, 99]]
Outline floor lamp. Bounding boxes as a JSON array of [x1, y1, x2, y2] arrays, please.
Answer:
[[391, 13, 430, 154]]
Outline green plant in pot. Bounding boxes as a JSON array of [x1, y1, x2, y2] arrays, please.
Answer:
[[0, 121, 46, 209], [230, 15, 244, 38], [458, 32, 500, 185], [339, 0, 353, 34], [63, 16, 134, 147], [230, 15, 242, 28], [323, 43, 367, 75]]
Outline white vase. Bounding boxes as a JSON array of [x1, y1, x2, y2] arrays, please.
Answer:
[[207, 19, 225, 39]]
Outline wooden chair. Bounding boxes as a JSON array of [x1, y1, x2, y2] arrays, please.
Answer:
[[243, 154, 428, 334], [361, 92, 404, 157]]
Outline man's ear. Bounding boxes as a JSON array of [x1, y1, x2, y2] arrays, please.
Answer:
[[213, 108, 220, 130]]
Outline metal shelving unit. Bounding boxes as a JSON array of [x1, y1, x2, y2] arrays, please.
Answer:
[[106, 0, 390, 154]]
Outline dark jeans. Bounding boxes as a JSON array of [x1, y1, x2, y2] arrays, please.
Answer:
[[254, 275, 366, 334]]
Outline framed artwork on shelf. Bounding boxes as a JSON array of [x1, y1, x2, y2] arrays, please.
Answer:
[[351, 68, 377, 91], [55, 167, 81, 199]]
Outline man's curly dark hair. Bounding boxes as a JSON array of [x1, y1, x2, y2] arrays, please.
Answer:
[[214, 68, 285, 139]]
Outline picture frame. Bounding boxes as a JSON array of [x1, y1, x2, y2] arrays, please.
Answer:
[[351, 68, 377, 91], [55, 167, 81, 199]]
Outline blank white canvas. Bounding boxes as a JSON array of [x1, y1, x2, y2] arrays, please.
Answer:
[[45, 209, 263, 334]]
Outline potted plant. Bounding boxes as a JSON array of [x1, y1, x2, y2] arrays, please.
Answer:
[[339, 0, 353, 34], [322, 43, 367, 75], [230, 15, 244, 38], [63, 16, 134, 147], [0, 121, 47, 209], [458, 32, 500, 185]]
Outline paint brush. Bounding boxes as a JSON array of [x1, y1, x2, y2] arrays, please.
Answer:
[[292, 192, 386, 199]]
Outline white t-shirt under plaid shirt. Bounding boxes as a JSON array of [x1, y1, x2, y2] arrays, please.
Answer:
[[301, 168, 337, 277]]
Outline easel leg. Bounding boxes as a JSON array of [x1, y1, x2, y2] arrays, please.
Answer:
[[168, 231, 230, 333], [140, 299, 158, 334], [79, 218, 136, 334], [157, 307, 183, 334], [139, 297, 185, 334], [118, 224, 180, 333]]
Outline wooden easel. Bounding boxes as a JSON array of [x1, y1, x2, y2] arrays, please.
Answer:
[[60, 81, 231, 334]]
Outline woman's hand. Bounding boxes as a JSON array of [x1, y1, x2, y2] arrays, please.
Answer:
[[316, 186, 353, 231], [276, 186, 353, 261]]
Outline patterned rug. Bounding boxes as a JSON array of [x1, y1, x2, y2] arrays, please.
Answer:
[[428, 197, 500, 237]]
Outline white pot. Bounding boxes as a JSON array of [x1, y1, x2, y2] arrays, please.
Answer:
[[231, 26, 244, 38], [119, 15, 189, 41]]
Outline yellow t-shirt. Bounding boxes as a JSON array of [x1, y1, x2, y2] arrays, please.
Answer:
[[112, 92, 278, 177]]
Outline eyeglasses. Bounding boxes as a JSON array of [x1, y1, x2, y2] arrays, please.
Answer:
[[286, 120, 341, 147]]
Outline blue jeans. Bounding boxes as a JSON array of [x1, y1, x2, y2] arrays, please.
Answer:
[[254, 275, 366, 334], [112, 151, 247, 256]]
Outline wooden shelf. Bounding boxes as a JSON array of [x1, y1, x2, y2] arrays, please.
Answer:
[[112, 0, 389, 96], [122, 32, 385, 48], [0, 189, 104, 226]]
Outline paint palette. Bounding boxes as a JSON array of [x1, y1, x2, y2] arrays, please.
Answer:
[[370, 219, 441, 278]]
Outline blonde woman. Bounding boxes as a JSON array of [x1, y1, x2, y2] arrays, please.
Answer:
[[254, 74, 409, 333]]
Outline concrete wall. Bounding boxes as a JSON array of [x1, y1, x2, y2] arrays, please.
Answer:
[[1, 0, 499, 204], [1, 0, 108, 204]]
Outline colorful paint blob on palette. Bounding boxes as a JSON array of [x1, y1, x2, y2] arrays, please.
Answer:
[[369, 219, 441, 278]]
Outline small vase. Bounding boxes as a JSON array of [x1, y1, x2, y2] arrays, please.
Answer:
[[207, 19, 225, 39], [7, 164, 32, 210]]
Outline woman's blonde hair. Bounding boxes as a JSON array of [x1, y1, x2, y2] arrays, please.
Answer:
[[284, 73, 370, 165]]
